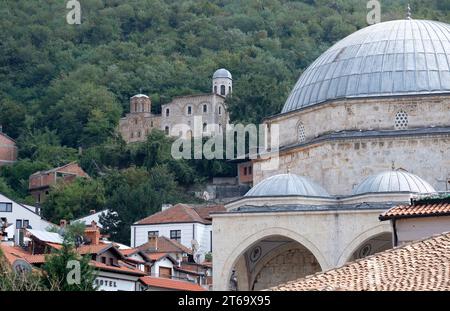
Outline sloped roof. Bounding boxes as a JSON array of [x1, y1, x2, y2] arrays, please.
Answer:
[[139, 276, 206, 291], [380, 198, 450, 220], [90, 260, 146, 276], [135, 204, 225, 225], [137, 236, 193, 255], [270, 232, 450, 291]]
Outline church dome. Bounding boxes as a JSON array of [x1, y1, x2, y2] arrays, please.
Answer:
[[353, 170, 436, 195], [245, 173, 330, 197], [282, 19, 450, 113], [213, 68, 232, 80]]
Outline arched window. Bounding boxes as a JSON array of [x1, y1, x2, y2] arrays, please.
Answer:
[[218, 106, 222, 115], [134, 103, 137, 112], [395, 111, 408, 129], [220, 85, 226, 95], [297, 122, 306, 143], [187, 106, 192, 115], [137, 131, 141, 138], [203, 123, 207, 132], [166, 108, 170, 117], [203, 104, 208, 113], [165, 126, 170, 135]]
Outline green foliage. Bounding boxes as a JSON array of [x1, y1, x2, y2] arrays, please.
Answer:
[[42, 179, 106, 223], [41, 240, 98, 291]]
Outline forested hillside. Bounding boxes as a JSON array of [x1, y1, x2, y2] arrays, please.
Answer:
[[0, 0, 449, 243]]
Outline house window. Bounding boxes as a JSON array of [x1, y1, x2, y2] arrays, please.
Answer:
[[166, 108, 170, 117], [395, 110, 408, 130], [148, 231, 159, 238], [203, 104, 207, 113], [101, 257, 106, 264], [16, 219, 23, 229], [23, 220, 29, 229], [187, 106, 192, 115], [0, 203, 12, 212], [220, 85, 226, 95], [170, 230, 181, 242], [159, 267, 172, 279]]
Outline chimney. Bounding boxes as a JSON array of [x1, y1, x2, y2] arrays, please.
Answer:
[[84, 221, 100, 245], [60, 219, 67, 228], [148, 236, 158, 250]]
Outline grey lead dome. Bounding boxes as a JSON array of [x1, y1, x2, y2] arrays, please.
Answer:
[[245, 173, 330, 197], [213, 68, 232, 80], [282, 19, 450, 113], [353, 170, 436, 195]]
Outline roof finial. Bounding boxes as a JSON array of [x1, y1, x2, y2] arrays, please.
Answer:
[[406, 3, 412, 20]]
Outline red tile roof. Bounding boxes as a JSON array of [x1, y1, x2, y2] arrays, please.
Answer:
[[0, 245, 47, 265], [137, 236, 193, 255], [380, 202, 450, 220], [270, 232, 450, 291], [90, 260, 146, 276], [135, 204, 225, 225], [139, 276, 206, 291]]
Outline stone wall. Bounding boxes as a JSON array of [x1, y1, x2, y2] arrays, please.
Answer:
[[267, 95, 450, 148], [252, 248, 321, 290], [119, 112, 161, 143], [253, 134, 450, 195]]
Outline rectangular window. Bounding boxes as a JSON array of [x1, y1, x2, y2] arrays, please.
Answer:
[[0, 203, 12, 212], [188, 106, 192, 115], [170, 230, 181, 242], [16, 219, 23, 229], [23, 220, 29, 229], [148, 231, 159, 238]]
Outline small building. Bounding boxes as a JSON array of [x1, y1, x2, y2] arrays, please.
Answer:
[[0, 193, 54, 243], [380, 195, 450, 246], [270, 231, 450, 291], [28, 162, 89, 204], [131, 203, 225, 262], [0, 130, 17, 166]]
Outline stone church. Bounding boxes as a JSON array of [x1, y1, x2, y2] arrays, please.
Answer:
[[119, 69, 231, 143], [212, 18, 450, 290]]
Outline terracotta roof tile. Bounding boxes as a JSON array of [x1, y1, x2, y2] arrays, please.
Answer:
[[380, 202, 450, 220], [270, 232, 450, 291], [135, 204, 225, 225], [90, 260, 146, 276], [137, 236, 193, 255], [139, 276, 206, 291]]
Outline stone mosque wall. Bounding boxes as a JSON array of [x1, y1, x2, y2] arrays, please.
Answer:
[[267, 95, 450, 148], [253, 134, 450, 195]]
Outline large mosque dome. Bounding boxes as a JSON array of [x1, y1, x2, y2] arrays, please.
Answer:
[[245, 173, 330, 197], [282, 19, 450, 113]]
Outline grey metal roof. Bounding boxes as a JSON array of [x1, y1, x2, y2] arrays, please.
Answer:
[[353, 170, 436, 195], [245, 173, 330, 197], [213, 68, 232, 80], [282, 19, 450, 113]]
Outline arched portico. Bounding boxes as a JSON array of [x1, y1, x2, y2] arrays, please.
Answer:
[[337, 223, 392, 266], [222, 227, 328, 291]]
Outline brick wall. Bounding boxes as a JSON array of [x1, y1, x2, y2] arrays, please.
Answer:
[[0, 134, 17, 166]]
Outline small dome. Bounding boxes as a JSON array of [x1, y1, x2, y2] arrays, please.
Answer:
[[131, 94, 149, 98], [213, 68, 232, 80], [245, 173, 330, 197], [353, 170, 436, 195]]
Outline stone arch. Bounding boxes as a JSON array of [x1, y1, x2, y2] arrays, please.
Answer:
[[337, 223, 392, 266], [222, 227, 328, 291]]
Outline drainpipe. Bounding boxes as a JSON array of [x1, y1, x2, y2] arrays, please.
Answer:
[[392, 219, 399, 247]]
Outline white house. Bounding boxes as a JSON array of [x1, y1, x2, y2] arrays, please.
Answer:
[[131, 204, 224, 263], [0, 193, 55, 242]]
